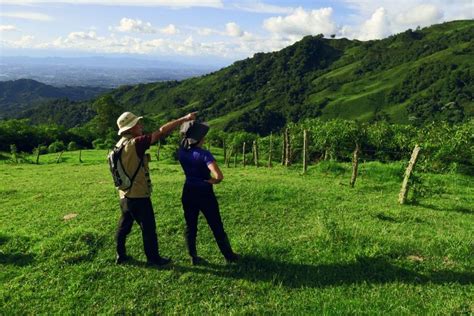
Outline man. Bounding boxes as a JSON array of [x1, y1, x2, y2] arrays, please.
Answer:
[[114, 111, 197, 266]]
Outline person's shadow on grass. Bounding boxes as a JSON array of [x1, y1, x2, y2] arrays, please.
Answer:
[[0, 234, 35, 267], [171, 254, 473, 288]]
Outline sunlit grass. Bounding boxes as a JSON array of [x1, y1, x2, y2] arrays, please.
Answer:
[[0, 150, 472, 314]]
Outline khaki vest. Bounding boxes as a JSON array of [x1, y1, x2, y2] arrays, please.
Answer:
[[116, 136, 152, 199]]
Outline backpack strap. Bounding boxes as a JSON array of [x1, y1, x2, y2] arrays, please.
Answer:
[[119, 139, 144, 190]]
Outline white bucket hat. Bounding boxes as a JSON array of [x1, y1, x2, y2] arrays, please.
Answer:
[[117, 112, 143, 135]]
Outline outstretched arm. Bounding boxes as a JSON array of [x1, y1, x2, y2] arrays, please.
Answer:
[[150, 112, 197, 144], [206, 161, 224, 184]]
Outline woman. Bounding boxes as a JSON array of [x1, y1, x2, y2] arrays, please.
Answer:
[[178, 121, 239, 265]]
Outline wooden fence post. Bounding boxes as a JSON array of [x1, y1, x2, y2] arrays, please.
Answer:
[[350, 143, 359, 188], [10, 144, 18, 163], [79, 149, 83, 163], [398, 145, 421, 204], [226, 146, 233, 168], [242, 142, 246, 167], [35, 147, 41, 164], [56, 151, 64, 163], [268, 132, 273, 168], [155, 141, 161, 161], [253, 140, 259, 167], [233, 148, 237, 168], [285, 128, 291, 167], [223, 139, 226, 163], [303, 129, 308, 174], [281, 131, 286, 166]]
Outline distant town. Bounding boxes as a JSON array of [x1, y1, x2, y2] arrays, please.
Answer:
[[0, 56, 219, 88]]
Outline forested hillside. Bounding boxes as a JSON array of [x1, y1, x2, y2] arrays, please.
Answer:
[[108, 20, 473, 134], [0, 79, 108, 120]]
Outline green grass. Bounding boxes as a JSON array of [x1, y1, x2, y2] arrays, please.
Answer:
[[1, 150, 473, 314]]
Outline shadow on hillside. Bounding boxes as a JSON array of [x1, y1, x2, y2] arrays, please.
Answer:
[[173, 255, 473, 288]]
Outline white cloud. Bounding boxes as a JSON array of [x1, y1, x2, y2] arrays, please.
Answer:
[[0, 25, 19, 32], [66, 31, 99, 41], [196, 27, 215, 36], [263, 7, 337, 39], [396, 4, 443, 26], [114, 18, 156, 33], [1, 35, 35, 48], [112, 19, 179, 35], [0, 11, 53, 22], [191, 22, 249, 38], [232, 2, 295, 14], [358, 7, 391, 40], [341, 0, 471, 38], [0, 0, 223, 7], [160, 24, 179, 35], [225, 22, 243, 37]]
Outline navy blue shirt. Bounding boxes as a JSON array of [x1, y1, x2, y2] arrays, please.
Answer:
[[178, 147, 215, 186]]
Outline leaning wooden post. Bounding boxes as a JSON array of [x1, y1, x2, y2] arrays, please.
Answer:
[[242, 142, 246, 167], [398, 145, 421, 204], [56, 151, 64, 163], [303, 129, 308, 174], [79, 149, 83, 163], [268, 132, 273, 168], [285, 128, 291, 167], [350, 143, 359, 188]]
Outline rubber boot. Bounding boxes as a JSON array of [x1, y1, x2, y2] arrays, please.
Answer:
[[216, 235, 240, 263], [185, 235, 204, 265]]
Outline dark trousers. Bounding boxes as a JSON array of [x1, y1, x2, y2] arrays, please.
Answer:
[[116, 197, 160, 261], [181, 184, 233, 258]]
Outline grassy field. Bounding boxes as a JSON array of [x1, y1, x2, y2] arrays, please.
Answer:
[[1, 150, 473, 314]]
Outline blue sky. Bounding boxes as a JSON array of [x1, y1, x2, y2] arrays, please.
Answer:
[[1, 0, 472, 65]]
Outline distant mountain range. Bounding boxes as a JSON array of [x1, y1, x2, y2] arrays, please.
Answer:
[[0, 79, 107, 120], [1, 20, 472, 133]]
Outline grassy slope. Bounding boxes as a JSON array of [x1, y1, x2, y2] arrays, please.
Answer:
[[1, 150, 473, 314]]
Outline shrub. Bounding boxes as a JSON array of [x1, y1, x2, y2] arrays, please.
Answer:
[[67, 141, 78, 151], [48, 140, 65, 153], [103, 139, 116, 149], [92, 138, 105, 150], [38, 145, 48, 154]]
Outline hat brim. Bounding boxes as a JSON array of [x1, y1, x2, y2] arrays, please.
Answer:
[[118, 116, 143, 135]]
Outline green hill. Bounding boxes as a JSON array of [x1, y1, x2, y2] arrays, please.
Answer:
[[107, 20, 472, 134], [0, 79, 108, 120]]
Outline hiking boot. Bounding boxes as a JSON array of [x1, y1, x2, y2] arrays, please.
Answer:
[[146, 257, 172, 267], [115, 254, 130, 265], [225, 253, 241, 264], [216, 235, 239, 263], [190, 256, 206, 266]]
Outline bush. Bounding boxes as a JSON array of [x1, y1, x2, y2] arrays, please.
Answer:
[[67, 141, 78, 151], [92, 138, 105, 150], [48, 140, 65, 153], [38, 145, 48, 154], [104, 139, 116, 149]]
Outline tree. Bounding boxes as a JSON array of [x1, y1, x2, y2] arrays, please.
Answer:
[[92, 95, 124, 137]]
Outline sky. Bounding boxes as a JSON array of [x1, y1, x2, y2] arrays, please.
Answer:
[[0, 0, 472, 65]]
